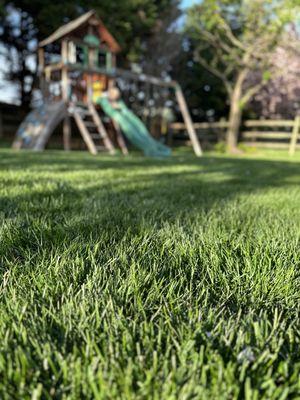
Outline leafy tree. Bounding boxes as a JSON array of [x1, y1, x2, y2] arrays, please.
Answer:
[[185, 0, 299, 152], [0, 0, 180, 107], [173, 42, 228, 122]]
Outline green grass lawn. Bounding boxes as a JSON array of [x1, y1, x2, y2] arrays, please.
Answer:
[[1, 148, 300, 399]]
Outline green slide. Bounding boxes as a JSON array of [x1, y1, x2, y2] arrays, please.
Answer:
[[97, 97, 171, 157]]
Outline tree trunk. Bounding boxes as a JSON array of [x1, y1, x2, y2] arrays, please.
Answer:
[[226, 70, 248, 152], [227, 93, 242, 152]]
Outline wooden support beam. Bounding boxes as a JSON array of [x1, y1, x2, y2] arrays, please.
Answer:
[[115, 68, 177, 88], [86, 75, 93, 103], [175, 85, 202, 157], [73, 111, 98, 155], [108, 54, 117, 89], [111, 53, 117, 69], [63, 116, 71, 151], [61, 68, 69, 101], [106, 52, 112, 70], [61, 41, 69, 101], [44, 63, 64, 75], [86, 46, 95, 103], [289, 116, 300, 156], [63, 63, 177, 88], [38, 48, 44, 68], [61, 40, 69, 64], [112, 121, 129, 155]]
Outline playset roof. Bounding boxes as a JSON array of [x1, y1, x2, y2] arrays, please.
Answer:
[[39, 10, 121, 53]]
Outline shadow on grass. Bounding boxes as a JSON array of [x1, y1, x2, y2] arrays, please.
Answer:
[[0, 149, 299, 257], [0, 149, 299, 215]]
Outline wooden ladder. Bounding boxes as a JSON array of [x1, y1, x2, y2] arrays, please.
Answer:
[[72, 102, 115, 155]]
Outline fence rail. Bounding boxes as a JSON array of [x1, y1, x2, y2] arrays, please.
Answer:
[[170, 117, 300, 155], [243, 120, 295, 127], [171, 121, 229, 130]]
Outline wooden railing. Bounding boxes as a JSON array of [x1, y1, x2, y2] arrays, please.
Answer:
[[170, 116, 300, 155]]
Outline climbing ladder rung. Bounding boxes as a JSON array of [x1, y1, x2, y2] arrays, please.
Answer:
[[79, 110, 92, 116], [88, 103, 115, 154], [85, 121, 96, 127], [75, 102, 89, 109], [72, 102, 115, 155]]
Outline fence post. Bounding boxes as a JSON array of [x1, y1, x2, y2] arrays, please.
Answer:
[[289, 116, 300, 156]]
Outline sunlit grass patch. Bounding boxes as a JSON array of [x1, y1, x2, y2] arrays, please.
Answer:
[[0, 149, 300, 399]]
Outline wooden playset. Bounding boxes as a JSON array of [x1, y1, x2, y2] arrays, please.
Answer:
[[13, 10, 202, 156]]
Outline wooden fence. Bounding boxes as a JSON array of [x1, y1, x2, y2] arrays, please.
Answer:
[[1, 102, 300, 155], [170, 116, 300, 155]]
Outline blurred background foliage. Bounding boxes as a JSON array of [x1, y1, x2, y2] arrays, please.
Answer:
[[0, 0, 298, 124]]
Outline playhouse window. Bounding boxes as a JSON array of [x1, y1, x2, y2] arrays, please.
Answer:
[[76, 46, 85, 65], [98, 50, 107, 68]]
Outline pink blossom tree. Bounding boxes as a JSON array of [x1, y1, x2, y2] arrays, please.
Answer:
[[248, 31, 300, 119]]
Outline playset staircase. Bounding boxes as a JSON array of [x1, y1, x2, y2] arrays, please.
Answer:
[[71, 102, 115, 155]]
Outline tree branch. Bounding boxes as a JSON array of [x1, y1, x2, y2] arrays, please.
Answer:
[[194, 51, 233, 95], [200, 30, 233, 55], [240, 61, 288, 108], [240, 83, 264, 107], [220, 19, 245, 51]]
